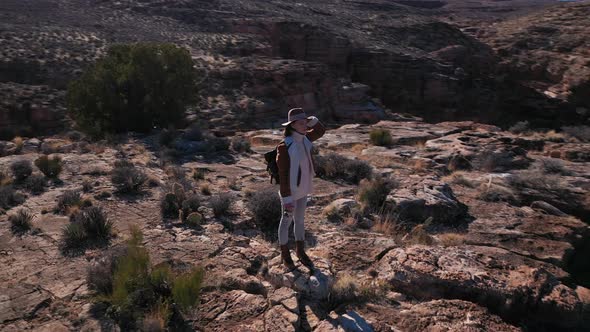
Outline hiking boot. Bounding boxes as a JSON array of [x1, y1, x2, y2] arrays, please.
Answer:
[[280, 244, 296, 271], [295, 241, 314, 269]]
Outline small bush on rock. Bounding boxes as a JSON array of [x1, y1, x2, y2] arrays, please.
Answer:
[[61, 222, 87, 250], [185, 212, 204, 227], [25, 174, 47, 194], [0, 185, 25, 210], [562, 125, 590, 142], [56, 190, 82, 214], [247, 188, 281, 235], [184, 124, 203, 141], [210, 192, 232, 217], [161, 192, 181, 218], [536, 158, 570, 175], [34, 155, 63, 178], [88, 226, 203, 330], [357, 176, 397, 211], [509, 121, 530, 134], [111, 160, 148, 194], [314, 153, 372, 184], [369, 129, 393, 146], [181, 194, 200, 219], [9, 209, 34, 234], [61, 206, 113, 251], [10, 159, 33, 182], [230, 136, 251, 153], [159, 128, 178, 147], [477, 183, 518, 203], [172, 268, 204, 312], [87, 246, 128, 295]]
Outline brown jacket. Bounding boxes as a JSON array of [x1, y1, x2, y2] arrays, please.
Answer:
[[277, 120, 326, 199]]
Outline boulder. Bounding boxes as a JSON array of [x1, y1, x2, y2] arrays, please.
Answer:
[[386, 178, 469, 224]]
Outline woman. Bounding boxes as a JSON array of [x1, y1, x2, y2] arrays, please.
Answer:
[[276, 107, 326, 270]]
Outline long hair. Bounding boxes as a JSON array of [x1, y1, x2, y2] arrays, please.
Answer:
[[283, 124, 294, 137]]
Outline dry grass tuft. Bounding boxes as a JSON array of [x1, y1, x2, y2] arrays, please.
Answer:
[[442, 172, 477, 188], [437, 233, 466, 247]]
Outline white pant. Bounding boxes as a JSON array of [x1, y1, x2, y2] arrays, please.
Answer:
[[278, 196, 307, 245]]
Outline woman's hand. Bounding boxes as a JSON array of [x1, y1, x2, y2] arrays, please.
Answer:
[[284, 202, 294, 212]]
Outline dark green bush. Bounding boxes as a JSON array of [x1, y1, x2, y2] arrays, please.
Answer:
[[230, 136, 251, 153], [61, 206, 113, 251], [357, 176, 397, 211], [0, 185, 25, 210], [172, 268, 204, 312], [161, 192, 181, 218], [76, 206, 113, 240], [61, 222, 87, 249], [210, 192, 232, 217], [67, 43, 197, 137], [10, 159, 32, 182], [9, 209, 33, 234], [111, 160, 148, 194], [314, 153, 373, 184], [34, 155, 63, 178], [247, 188, 281, 234], [181, 194, 200, 219], [87, 226, 203, 329], [56, 190, 82, 213], [369, 128, 393, 146], [25, 174, 47, 194]]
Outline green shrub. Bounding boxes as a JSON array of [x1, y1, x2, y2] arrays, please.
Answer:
[[111, 160, 148, 194], [184, 124, 203, 141], [150, 264, 174, 295], [208, 136, 230, 152], [509, 121, 530, 134], [87, 246, 128, 295], [34, 155, 63, 178], [210, 192, 232, 217], [536, 158, 570, 175], [357, 176, 397, 211], [369, 129, 393, 146], [247, 188, 282, 234], [562, 125, 590, 142], [161, 192, 180, 218], [87, 226, 203, 330], [61, 222, 87, 249], [230, 136, 251, 153], [56, 190, 82, 213], [9, 209, 33, 234], [61, 206, 112, 251], [185, 212, 204, 227], [0, 185, 25, 210], [76, 206, 113, 240], [25, 174, 47, 194], [67, 43, 197, 137], [82, 180, 94, 192], [10, 159, 32, 182], [181, 194, 200, 219], [159, 128, 178, 147], [314, 153, 373, 184], [172, 267, 204, 312], [192, 168, 206, 181]]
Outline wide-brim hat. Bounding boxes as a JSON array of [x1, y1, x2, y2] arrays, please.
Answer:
[[281, 108, 313, 126]]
